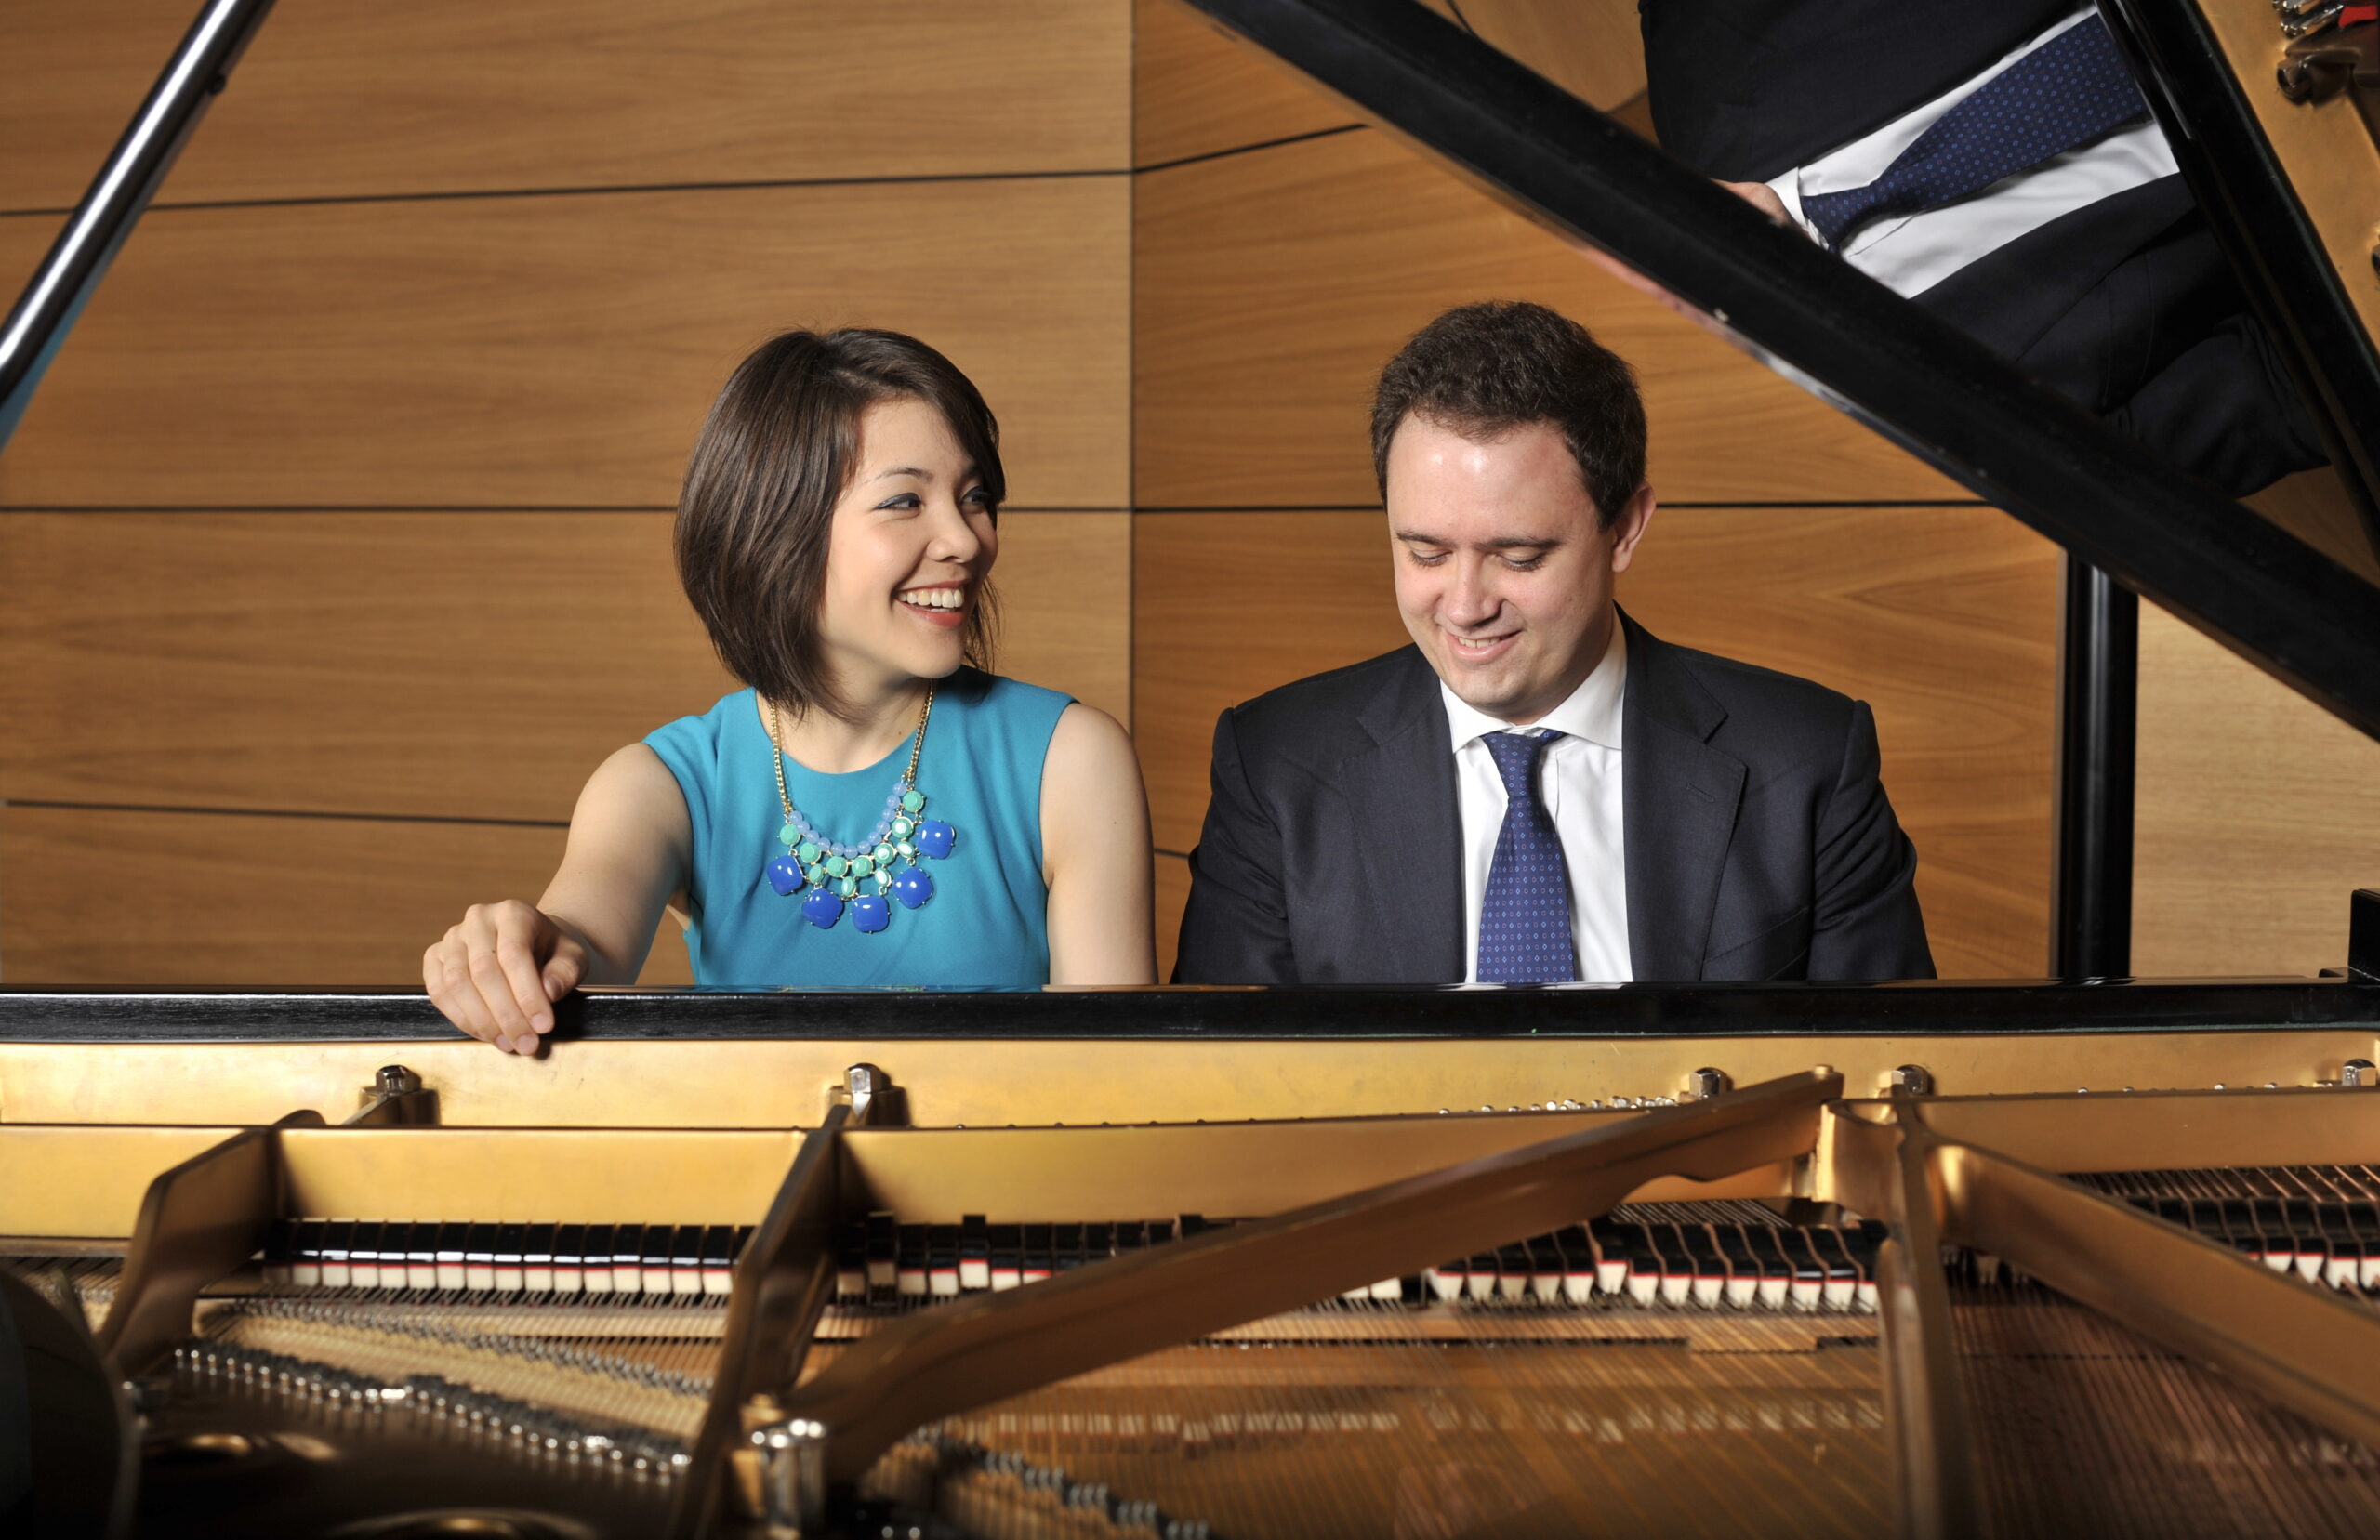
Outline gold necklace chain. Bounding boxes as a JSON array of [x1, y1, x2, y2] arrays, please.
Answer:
[[767, 683, 936, 828]]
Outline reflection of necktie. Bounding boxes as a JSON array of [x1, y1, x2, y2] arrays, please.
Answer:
[[1476, 731, 1578, 984], [1801, 15, 2149, 252]]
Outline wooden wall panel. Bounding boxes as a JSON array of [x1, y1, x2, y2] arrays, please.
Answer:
[[1157, 850, 1191, 982], [1133, 511, 1406, 851], [0, 0, 1130, 212], [1134, 129, 1966, 508], [1134, 0, 1354, 168], [1135, 507, 2056, 977], [995, 513, 1133, 726], [1449, 0, 1646, 112], [0, 510, 1126, 822], [1622, 507, 2058, 978], [0, 804, 708, 987], [0, 178, 1130, 509], [2134, 605, 2380, 976]]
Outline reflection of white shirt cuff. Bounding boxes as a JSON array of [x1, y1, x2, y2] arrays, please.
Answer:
[[1765, 169, 1817, 242]]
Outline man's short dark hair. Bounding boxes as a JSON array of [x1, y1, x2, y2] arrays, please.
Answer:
[[676, 328, 1002, 723], [1369, 300, 1647, 527]]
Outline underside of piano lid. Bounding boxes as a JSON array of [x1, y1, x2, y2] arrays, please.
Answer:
[[2107, 0, 2380, 569], [1178, 0, 2380, 744]]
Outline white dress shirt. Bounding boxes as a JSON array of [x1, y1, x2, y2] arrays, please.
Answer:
[[1444, 625, 1631, 984], [1763, 7, 2180, 299]]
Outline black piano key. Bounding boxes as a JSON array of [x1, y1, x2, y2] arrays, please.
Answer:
[[580, 1223, 617, 1294], [294, 1218, 331, 1286], [1610, 1222, 1660, 1305], [669, 1223, 705, 1296], [1779, 1228, 1828, 1310], [928, 1224, 962, 1297], [1083, 1221, 1115, 1260], [834, 1218, 867, 1298], [430, 1221, 466, 1291], [403, 1222, 440, 1291], [261, 1218, 298, 1285], [959, 1215, 992, 1291], [494, 1222, 529, 1292], [316, 1219, 355, 1289], [1742, 1226, 1792, 1307], [1712, 1225, 1762, 1307], [1144, 1219, 1177, 1248], [1177, 1214, 1209, 1242], [897, 1222, 932, 1296], [1021, 1222, 1055, 1283], [701, 1223, 736, 1297], [1650, 1225, 1695, 1306], [1112, 1221, 1147, 1257], [1680, 1226, 1727, 1307], [346, 1220, 384, 1289], [1810, 1228, 1859, 1310], [989, 1223, 1024, 1290], [604, 1222, 642, 1294], [548, 1223, 583, 1294], [464, 1222, 498, 1291], [638, 1223, 676, 1295], [866, 1211, 899, 1295], [1052, 1222, 1089, 1274]]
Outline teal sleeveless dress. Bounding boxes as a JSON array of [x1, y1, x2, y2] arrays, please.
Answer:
[[642, 668, 1072, 986]]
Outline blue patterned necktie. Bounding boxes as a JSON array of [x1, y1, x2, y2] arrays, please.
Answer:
[[1475, 731, 1578, 984], [1800, 15, 2149, 253]]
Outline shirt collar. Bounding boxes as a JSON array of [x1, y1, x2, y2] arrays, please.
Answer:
[[1439, 622, 1627, 754]]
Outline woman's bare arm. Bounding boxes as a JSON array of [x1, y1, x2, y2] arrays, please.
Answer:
[[1039, 704, 1157, 986], [423, 744, 691, 1052]]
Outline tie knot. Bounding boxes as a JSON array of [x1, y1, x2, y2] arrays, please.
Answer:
[[1483, 730, 1561, 798]]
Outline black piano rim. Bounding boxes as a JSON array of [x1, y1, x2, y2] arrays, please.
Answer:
[[0, 978, 2373, 1041]]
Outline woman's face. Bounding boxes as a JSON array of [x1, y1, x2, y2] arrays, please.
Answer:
[[816, 394, 998, 700]]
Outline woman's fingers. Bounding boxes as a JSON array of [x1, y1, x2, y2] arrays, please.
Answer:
[[456, 904, 523, 1044], [541, 936, 588, 1008], [428, 935, 508, 1048]]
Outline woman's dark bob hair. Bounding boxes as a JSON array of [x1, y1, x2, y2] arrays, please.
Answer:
[[675, 327, 1002, 722]]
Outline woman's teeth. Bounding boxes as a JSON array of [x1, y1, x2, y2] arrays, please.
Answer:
[[901, 588, 964, 610]]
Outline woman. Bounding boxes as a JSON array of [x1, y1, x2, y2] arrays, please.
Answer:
[[424, 330, 1154, 1050]]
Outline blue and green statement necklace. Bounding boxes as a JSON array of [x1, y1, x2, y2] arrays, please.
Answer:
[[763, 686, 955, 933]]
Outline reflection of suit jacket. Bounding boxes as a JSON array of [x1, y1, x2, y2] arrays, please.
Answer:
[[1173, 615, 1935, 984], [1639, 0, 2325, 494]]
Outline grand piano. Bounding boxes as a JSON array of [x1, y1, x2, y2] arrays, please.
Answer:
[[6, 1, 2380, 1536]]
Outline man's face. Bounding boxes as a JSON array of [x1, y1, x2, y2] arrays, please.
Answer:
[[1386, 414, 1654, 725]]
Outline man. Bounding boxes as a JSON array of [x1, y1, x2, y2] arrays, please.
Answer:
[[1647, 0, 2323, 497], [1172, 301, 1934, 984]]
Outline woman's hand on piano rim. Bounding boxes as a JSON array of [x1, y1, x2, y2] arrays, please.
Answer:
[[422, 900, 588, 1055]]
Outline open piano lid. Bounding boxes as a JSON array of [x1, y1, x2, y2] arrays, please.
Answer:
[[1174, 0, 2380, 742], [2104, 0, 2380, 570]]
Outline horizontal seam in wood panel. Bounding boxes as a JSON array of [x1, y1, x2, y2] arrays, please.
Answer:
[[1132, 124, 1369, 175], [0, 505, 1132, 515], [0, 165, 1134, 220], [3, 799, 567, 832], [1130, 501, 1990, 512]]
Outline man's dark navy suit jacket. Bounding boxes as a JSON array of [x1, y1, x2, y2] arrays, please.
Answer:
[[1638, 0, 2323, 495], [1172, 615, 1936, 985]]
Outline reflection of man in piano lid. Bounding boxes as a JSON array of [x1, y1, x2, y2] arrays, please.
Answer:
[[421, 329, 1155, 1052], [1173, 300, 1934, 988], [1659, 0, 2327, 497]]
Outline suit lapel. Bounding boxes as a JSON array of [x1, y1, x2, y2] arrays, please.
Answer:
[[1343, 650, 1465, 983], [1620, 617, 1746, 981]]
